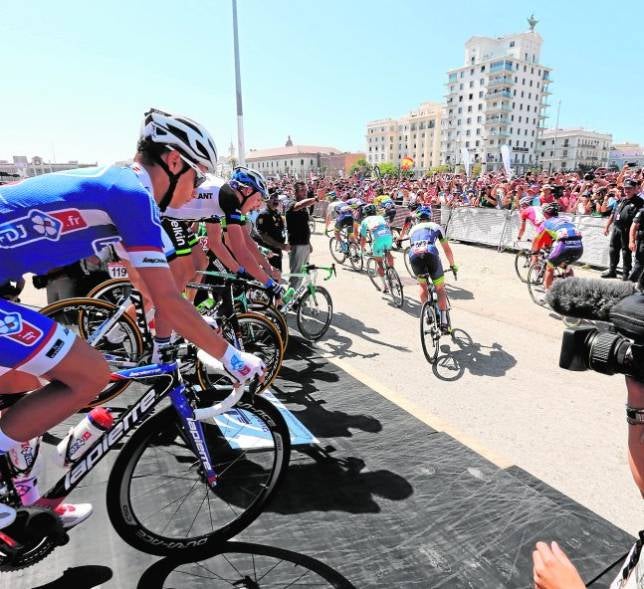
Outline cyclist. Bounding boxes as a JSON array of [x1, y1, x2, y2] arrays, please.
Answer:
[[531, 202, 583, 291], [359, 204, 394, 292], [333, 199, 355, 251], [348, 197, 366, 238], [0, 108, 265, 532], [407, 206, 457, 334], [396, 199, 421, 247], [324, 192, 344, 234], [373, 190, 397, 227], [517, 195, 544, 243]]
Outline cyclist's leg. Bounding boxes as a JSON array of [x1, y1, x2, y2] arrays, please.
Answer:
[[417, 276, 430, 304], [409, 252, 430, 303], [0, 302, 109, 442]]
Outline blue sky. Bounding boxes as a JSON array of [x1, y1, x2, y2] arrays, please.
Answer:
[[1, 0, 642, 163]]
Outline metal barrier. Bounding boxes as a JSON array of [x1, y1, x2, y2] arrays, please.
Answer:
[[442, 207, 612, 268]]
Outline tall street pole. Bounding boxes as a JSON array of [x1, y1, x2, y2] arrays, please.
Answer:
[[551, 99, 561, 172], [232, 0, 246, 166]]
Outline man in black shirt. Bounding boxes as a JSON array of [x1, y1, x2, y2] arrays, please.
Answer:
[[285, 181, 318, 287], [602, 178, 643, 280], [256, 192, 290, 271]]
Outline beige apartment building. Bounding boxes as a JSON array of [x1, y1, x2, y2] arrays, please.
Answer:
[[365, 101, 442, 172]]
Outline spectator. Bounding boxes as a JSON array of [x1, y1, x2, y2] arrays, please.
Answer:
[[256, 192, 290, 271], [285, 181, 318, 287], [630, 206, 644, 283], [602, 178, 643, 279]]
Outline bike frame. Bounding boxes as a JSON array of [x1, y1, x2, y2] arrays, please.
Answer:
[[280, 264, 335, 313], [20, 360, 219, 511]]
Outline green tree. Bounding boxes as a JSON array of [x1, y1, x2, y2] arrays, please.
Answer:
[[471, 162, 482, 177], [349, 158, 370, 176], [377, 162, 398, 176]]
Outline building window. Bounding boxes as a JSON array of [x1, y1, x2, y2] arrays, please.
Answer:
[[300, 159, 304, 165], [509, 41, 515, 47]]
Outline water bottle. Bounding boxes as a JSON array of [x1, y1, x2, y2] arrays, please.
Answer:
[[56, 407, 114, 466], [282, 287, 296, 304], [8, 437, 42, 506]]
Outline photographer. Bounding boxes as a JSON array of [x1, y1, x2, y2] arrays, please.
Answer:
[[534, 288, 644, 588], [602, 179, 643, 280]]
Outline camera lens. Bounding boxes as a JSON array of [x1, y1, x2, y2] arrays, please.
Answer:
[[588, 331, 630, 375]]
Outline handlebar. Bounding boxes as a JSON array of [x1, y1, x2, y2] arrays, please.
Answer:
[[192, 350, 245, 421], [303, 264, 336, 280]]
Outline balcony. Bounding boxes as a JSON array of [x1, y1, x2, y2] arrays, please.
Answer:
[[487, 75, 514, 88], [488, 130, 510, 138], [486, 89, 512, 99], [484, 115, 510, 125], [486, 103, 512, 114]]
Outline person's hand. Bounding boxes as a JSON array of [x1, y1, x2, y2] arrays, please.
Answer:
[[264, 277, 284, 298], [532, 541, 585, 589], [271, 268, 282, 282], [630, 240, 637, 252], [283, 244, 291, 253], [222, 345, 266, 385], [603, 226, 610, 236]]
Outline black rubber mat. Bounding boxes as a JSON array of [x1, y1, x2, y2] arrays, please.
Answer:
[[2, 337, 633, 588]]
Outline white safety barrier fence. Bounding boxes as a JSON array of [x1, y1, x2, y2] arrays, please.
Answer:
[[312, 202, 612, 268]]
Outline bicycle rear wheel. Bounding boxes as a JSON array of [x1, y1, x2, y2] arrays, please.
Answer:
[[328, 237, 346, 264], [386, 267, 404, 309], [296, 286, 333, 341], [39, 298, 144, 406], [514, 251, 531, 283], [366, 258, 381, 291], [348, 243, 363, 272], [87, 277, 133, 305], [420, 301, 440, 364], [527, 262, 547, 306], [106, 396, 290, 556], [249, 302, 289, 350]]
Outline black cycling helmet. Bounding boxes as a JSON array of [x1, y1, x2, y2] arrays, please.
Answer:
[[362, 203, 377, 217], [542, 202, 559, 216]]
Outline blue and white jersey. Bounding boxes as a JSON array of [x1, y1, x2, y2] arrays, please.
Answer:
[[407, 221, 446, 256], [0, 164, 168, 282]]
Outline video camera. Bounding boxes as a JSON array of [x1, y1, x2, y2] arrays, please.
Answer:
[[547, 278, 644, 381]]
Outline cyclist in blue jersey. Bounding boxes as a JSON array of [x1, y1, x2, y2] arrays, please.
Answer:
[[407, 207, 458, 333], [0, 108, 265, 531], [359, 204, 394, 292], [532, 202, 583, 290]]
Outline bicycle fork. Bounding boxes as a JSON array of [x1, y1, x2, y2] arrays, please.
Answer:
[[169, 386, 219, 487]]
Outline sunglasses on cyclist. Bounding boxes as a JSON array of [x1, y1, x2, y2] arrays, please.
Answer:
[[178, 153, 207, 189]]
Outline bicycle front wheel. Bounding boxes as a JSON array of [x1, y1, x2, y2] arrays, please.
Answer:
[[386, 267, 404, 309], [39, 297, 144, 406], [328, 237, 346, 264], [514, 251, 531, 283], [296, 286, 333, 341], [196, 312, 284, 394], [106, 396, 290, 556], [87, 277, 133, 305], [527, 262, 547, 306], [348, 243, 363, 272], [249, 302, 289, 350], [420, 301, 440, 364]]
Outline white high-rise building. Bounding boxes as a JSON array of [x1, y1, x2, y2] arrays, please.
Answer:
[[539, 128, 612, 171], [440, 17, 552, 174], [365, 102, 442, 172]]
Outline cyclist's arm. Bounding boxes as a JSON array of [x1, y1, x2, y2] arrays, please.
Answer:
[[439, 239, 455, 267], [224, 224, 272, 284], [241, 224, 281, 281], [517, 216, 527, 240], [137, 266, 228, 358], [206, 222, 242, 272]]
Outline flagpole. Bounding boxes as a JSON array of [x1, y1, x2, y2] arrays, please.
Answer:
[[232, 0, 246, 167]]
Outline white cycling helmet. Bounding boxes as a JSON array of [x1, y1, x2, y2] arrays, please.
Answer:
[[141, 108, 218, 172]]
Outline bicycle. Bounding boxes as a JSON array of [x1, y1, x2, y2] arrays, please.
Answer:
[[513, 240, 534, 283], [0, 347, 290, 570], [365, 250, 404, 309], [419, 268, 457, 364], [526, 247, 574, 307], [328, 227, 357, 266], [280, 264, 336, 340]]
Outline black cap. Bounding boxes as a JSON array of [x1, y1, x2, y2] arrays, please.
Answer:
[[623, 178, 639, 188]]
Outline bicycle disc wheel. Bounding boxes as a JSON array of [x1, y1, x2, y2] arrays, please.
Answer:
[[386, 267, 404, 309], [39, 297, 144, 406], [196, 312, 283, 394], [527, 263, 547, 306], [106, 397, 290, 556], [514, 251, 531, 283], [296, 286, 333, 341], [348, 243, 363, 272], [403, 247, 416, 278], [366, 258, 381, 291], [87, 277, 133, 305], [420, 301, 440, 364], [328, 237, 346, 264]]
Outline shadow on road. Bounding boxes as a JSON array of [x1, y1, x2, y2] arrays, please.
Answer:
[[431, 328, 517, 381], [330, 312, 412, 354], [33, 565, 113, 589], [137, 541, 357, 588]]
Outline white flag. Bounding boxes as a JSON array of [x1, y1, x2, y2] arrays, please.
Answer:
[[500, 145, 512, 178], [460, 147, 471, 177]]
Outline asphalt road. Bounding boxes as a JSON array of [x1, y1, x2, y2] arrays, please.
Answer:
[[304, 227, 638, 536]]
